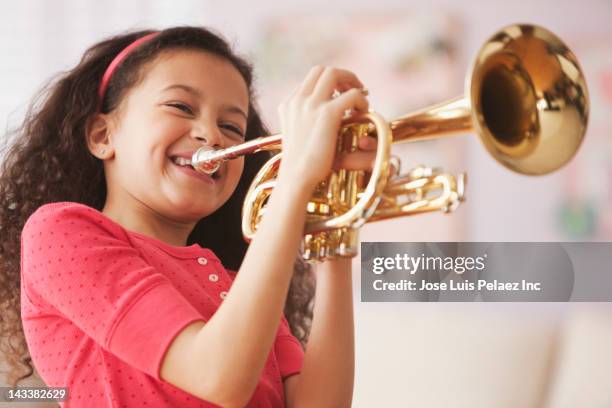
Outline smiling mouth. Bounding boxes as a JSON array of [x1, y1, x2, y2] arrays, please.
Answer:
[[169, 156, 222, 180]]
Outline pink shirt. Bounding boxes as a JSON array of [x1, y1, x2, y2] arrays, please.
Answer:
[[20, 201, 303, 407]]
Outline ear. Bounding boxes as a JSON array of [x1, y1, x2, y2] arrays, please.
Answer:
[[86, 113, 115, 160]]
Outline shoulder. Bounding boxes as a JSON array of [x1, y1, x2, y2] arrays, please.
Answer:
[[25, 201, 97, 225], [22, 201, 126, 242]]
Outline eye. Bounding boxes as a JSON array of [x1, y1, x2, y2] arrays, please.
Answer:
[[220, 123, 245, 139], [166, 102, 194, 115]]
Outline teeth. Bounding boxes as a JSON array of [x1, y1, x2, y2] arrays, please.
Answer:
[[172, 156, 192, 167]]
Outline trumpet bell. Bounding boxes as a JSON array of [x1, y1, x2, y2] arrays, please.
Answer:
[[469, 24, 589, 175]]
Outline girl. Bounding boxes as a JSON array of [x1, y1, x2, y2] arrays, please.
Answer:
[[0, 26, 374, 407]]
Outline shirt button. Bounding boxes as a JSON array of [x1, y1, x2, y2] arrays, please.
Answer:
[[219, 291, 227, 300], [209, 274, 219, 282], [197, 257, 208, 265]]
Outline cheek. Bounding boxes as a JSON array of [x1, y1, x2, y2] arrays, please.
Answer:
[[114, 135, 143, 167], [227, 158, 245, 185], [217, 159, 244, 203]]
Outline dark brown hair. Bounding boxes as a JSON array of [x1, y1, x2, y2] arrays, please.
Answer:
[[0, 26, 314, 387]]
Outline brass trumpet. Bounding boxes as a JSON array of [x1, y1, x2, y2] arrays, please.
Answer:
[[191, 23, 589, 263]]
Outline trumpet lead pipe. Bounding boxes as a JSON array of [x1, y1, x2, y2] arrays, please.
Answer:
[[191, 134, 282, 174]]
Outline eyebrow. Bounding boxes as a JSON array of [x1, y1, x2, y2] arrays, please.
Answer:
[[161, 84, 248, 120]]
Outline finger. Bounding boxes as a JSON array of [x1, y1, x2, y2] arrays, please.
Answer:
[[358, 136, 377, 151], [327, 88, 369, 118], [297, 65, 326, 96], [388, 161, 398, 179], [312, 67, 364, 102], [286, 82, 301, 100], [335, 82, 367, 95], [332, 150, 376, 171]]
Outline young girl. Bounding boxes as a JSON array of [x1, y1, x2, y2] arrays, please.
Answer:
[[0, 26, 374, 407]]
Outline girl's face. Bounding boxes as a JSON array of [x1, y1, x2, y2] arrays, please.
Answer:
[[101, 49, 248, 223]]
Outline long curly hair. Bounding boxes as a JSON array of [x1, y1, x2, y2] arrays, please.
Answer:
[[0, 26, 314, 387]]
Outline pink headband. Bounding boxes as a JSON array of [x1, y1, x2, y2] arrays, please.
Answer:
[[97, 32, 160, 109]]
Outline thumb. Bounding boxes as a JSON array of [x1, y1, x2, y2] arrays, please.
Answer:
[[332, 150, 376, 171]]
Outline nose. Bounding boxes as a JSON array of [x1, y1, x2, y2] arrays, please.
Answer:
[[192, 121, 224, 148]]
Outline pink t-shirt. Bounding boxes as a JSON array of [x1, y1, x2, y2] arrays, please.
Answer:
[[20, 201, 303, 407]]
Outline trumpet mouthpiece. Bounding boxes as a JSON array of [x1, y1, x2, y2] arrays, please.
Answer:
[[191, 147, 221, 175]]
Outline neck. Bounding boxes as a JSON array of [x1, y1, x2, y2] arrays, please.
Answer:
[[102, 197, 195, 247]]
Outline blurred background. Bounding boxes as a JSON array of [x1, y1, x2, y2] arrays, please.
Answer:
[[1, 0, 611, 407]]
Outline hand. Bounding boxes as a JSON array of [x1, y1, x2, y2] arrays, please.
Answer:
[[276, 66, 369, 192], [332, 136, 398, 181], [332, 135, 377, 172]]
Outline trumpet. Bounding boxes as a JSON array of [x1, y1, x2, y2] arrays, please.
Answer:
[[191, 23, 589, 263]]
